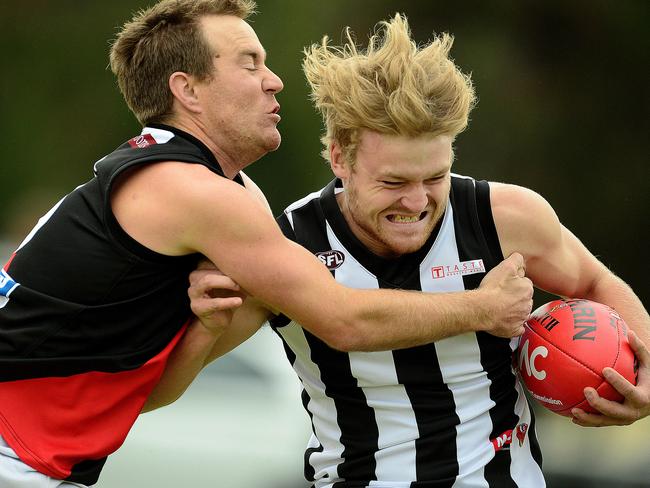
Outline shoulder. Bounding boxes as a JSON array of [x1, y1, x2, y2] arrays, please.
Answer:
[[117, 161, 251, 211], [489, 182, 563, 259], [489, 182, 558, 222], [112, 161, 276, 255]]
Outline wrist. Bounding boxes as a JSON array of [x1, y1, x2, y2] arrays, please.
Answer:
[[188, 318, 225, 343], [464, 289, 492, 333]]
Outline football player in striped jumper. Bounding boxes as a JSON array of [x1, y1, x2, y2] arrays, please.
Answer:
[[150, 13, 650, 488]]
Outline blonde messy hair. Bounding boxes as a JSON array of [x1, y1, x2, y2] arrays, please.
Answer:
[[110, 0, 256, 125], [303, 14, 476, 164]]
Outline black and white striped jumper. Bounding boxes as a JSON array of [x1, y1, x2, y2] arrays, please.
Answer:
[[270, 175, 545, 488]]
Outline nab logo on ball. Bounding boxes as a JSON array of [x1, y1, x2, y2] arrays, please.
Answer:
[[316, 250, 345, 270]]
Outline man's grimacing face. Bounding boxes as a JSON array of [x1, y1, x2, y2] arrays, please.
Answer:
[[333, 130, 454, 258], [196, 15, 283, 161]]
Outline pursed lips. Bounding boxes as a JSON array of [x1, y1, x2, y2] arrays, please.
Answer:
[[267, 104, 281, 122]]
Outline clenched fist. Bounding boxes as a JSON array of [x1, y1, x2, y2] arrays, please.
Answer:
[[475, 253, 534, 338]]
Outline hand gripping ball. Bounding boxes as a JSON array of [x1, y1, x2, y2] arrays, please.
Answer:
[[516, 299, 637, 417]]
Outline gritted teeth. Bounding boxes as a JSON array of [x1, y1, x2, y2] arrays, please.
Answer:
[[388, 212, 427, 223]]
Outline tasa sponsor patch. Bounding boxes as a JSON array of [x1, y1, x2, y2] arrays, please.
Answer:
[[431, 259, 486, 279]]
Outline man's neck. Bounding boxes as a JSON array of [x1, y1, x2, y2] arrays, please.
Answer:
[[162, 118, 245, 179]]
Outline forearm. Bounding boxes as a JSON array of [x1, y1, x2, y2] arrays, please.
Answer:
[[142, 320, 222, 413], [570, 272, 650, 427], [322, 287, 490, 352], [587, 273, 650, 346], [192, 203, 529, 352], [290, 254, 530, 352]]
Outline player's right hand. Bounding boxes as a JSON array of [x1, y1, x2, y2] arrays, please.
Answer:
[[476, 252, 534, 338], [188, 259, 247, 334]]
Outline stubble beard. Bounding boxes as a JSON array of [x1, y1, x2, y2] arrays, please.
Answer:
[[344, 186, 441, 258]]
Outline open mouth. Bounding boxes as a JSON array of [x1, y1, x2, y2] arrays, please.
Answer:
[[387, 211, 427, 223]]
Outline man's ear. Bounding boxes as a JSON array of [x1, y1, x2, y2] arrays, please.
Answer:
[[169, 71, 202, 114], [330, 141, 350, 179]]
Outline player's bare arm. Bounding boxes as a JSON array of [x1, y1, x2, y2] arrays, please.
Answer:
[[113, 162, 536, 353], [138, 170, 269, 413], [188, 176, 539, 349], [138, 169, 273, 413], [147, 251, 535, 411], [185, 260, 273, 366], [143, 267, 266, 412], [490, 182, 650, 426], [141, 267, 246, 413]]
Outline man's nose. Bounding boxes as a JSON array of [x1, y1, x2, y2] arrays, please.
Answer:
[[400, 184, 428, 212], [263, 67, 284, 94]]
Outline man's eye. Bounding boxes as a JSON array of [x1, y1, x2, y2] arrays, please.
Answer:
[[382, 181, 401, 186], [425, 175, 447, 184]]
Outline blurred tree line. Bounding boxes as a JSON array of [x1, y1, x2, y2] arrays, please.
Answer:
[[1, 0, 648, 305]]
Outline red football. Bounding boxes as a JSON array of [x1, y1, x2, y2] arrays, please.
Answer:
[[516, 299, 637, 417]]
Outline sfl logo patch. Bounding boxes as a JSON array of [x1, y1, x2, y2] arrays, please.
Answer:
[[316, 250, 345, 270]]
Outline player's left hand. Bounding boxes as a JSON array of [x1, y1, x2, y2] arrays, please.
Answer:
[[571, 330, 650, 427], [189, 259, 247, 335]]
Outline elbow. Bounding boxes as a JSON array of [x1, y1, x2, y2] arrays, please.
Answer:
[[302, 295, 377, 352], [323, 335, 357, 353], [141, 400, 169, 414], [316, 320, 367, 352], [141, 393, 181, 414]]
